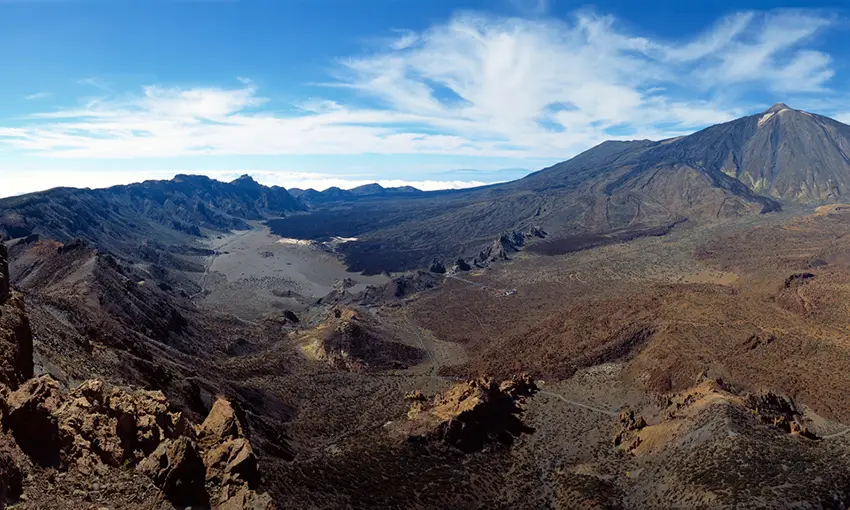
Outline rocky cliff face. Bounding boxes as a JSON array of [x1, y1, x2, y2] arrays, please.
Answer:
[[0, 241, 33, 391], [0, 241, 9, 305]]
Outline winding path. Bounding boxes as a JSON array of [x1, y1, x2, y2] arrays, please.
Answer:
[[821, 426, 850, 440], [538, 390, 619, 417], [190, 229, 253, 301]]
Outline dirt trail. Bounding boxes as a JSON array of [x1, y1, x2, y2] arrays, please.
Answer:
[[538, 390, 619, 417], [191, 229, 253, 300]]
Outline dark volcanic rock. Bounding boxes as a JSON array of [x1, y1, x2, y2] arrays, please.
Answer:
[[429, 260, 447, 274], [454, 258, 472, 272], [138, 437, 208, 506], [5, 376, 64, 466]]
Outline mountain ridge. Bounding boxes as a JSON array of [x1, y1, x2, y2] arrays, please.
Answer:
[[5, 103, 850, 274]]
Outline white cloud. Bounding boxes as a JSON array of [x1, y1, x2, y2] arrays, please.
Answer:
[[24, 92, 51, 101], [671, 10, 834, 92], [835, 113, 850, 125], [0, 9, 839, 163]]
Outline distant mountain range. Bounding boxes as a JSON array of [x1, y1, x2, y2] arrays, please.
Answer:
[[0, 174, 304, 260], [288, 183, 423, 206], [4, 103, 850, 274]]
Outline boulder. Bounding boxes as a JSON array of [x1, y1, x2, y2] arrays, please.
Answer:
[[137, 437, 208, 506], [198, 398, 244, 449], [204, 437, 259, 488], [429, 260, 446, 274], [219, 485, 275, 510], [454, 258, 471, 272], [527, 226, 547, 238], [5, 376, 65, 466]]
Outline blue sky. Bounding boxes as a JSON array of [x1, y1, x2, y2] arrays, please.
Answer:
[[2, 0, 849, 196]]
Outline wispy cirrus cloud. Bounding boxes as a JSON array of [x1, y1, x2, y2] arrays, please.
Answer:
[[24, 92, 51, 101], [0, 9, 841, 164]]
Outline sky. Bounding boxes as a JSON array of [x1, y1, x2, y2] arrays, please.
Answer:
[[1, 0, 850, 197]]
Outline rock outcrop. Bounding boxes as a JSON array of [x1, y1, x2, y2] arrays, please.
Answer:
[[137, 436, 208, 506], [429, 260, 447, 274], [395, 375, 537, 452], [0, 370, 271, 507], [746, 392, 818, 439], [0, 242, 33, 391]]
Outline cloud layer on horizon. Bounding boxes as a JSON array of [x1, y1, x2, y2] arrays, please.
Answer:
[[0, 9, 842, 166]]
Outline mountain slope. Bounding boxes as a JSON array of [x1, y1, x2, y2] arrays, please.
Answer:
[[0, 174, 304, 262], [636, 103, 850, 202], [289, 183, 424, 207], [269, 137, 778, 272], [270, 104, 850, 272]]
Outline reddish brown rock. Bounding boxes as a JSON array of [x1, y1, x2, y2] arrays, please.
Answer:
[[198, 397, 243, 448], [5, 375, 65, 466], [54, 379, 194, 469], [0, 291, 34, 390], [137, 436, 208, 506], [397, 377, 535, 452], [204, 437, 259, 488], [0, 433, 24, 506], [219, 485, 275, 510]]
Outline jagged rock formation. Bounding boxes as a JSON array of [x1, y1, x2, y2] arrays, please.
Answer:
[[429, 260, 447, 274], [354, 271, 443, 305], [1, 375, 271, 508], [0, 250, 272, 507], [394, 375, 537, 452]]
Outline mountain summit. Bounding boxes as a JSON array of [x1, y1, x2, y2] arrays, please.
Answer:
[[764, 102, 792, 113], [654, 102, 850, 202]]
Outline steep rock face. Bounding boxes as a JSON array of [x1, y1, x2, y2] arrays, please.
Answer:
[[10, 239, 190, 349], [0, 242, 8, 304], [0, 242, 33, 390]]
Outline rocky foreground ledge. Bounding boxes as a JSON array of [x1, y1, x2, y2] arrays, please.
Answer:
[[0, 374, 272, 509]]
